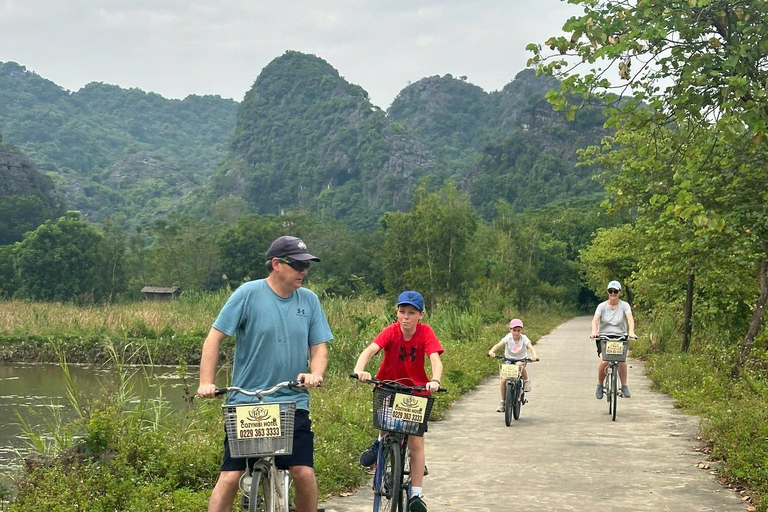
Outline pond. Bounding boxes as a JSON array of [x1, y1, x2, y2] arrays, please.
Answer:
[[0, 362, 201, 490]]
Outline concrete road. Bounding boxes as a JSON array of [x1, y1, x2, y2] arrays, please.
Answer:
[[322, 316, 745, 512]]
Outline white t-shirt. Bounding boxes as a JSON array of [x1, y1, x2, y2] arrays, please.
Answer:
[[501, 333, 533, 360]]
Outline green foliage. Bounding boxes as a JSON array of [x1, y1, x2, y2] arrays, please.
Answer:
[[381, 182, 479, 306], [14, 212, 123, 303], [0, 245, 17, 298], [0, 195, 51, 245]]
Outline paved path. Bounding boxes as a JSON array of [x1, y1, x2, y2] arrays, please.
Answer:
[[322, 316, 745, 512]]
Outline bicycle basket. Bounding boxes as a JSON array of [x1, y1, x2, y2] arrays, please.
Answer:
[[371, 386, 434, 437], [222, 401, 296, 457], [600, 338, 629, 362]]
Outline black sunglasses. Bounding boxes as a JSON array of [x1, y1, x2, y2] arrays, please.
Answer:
[[278, 258, 310, 272], [607, 289, 619, 294]]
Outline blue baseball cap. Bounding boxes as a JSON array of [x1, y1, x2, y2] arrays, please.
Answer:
[[397, 291, 424, 311]]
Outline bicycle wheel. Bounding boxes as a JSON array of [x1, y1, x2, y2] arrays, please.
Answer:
[[504, 382, 515, 426], [610, 365, 619, 421], [373, 440, 402, 512], [247, 468, 273, 512], [512, 380, 522, 420]]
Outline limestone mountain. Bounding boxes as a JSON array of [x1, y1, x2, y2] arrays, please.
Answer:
[[198, 51, 436, 229], [0, 135, 63, 244], [387, 69, 607, 217]]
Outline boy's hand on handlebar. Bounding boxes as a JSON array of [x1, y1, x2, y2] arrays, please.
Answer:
[[487, 351, 496, 357], [197, 383, 219, 398], [298, 373, 323, 388], [531, 357, 540, 362], [353, 370, 372, 382], [425, 380, 440, 393], [629, 334, 638, 340]]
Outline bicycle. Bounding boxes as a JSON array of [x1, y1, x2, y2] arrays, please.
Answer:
[[595, 334, 630, 421], [491, 356, 535, 426], [215, 381, 301, 512], [350, 375, 445, 512]]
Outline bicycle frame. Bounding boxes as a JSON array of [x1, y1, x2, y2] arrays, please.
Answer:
[[350, 375, 445, 512]]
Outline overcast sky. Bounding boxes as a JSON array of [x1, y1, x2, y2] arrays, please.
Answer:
[[0, 0, 581, 108]]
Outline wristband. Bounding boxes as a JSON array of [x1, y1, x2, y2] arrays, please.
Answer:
[[430, 379, 441, 385]]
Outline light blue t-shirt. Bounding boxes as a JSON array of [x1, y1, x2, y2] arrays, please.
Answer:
[[213, 279, 333, 410]]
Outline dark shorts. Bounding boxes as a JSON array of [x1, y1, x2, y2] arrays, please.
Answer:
[[221, 409, 314, 471]]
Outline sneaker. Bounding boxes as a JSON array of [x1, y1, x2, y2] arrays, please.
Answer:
[[595, 384, 604, 399], [496, 400, 505, 412], [359, 439, 380, 467], [524, 380, 531, 392], [621, 386, 631, 398], [408, 495, 427, 512]]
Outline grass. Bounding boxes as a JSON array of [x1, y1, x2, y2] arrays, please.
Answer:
[[1, 293, 574, 510]]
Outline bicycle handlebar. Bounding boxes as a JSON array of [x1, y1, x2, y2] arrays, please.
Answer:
[[591, 334, 637, 340], [348, 374, 447, 393], [489, 355, 538, 363], [214, 380, 303, 398]]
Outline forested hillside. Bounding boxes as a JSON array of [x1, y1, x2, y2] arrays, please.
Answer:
[[191, 53, 608, 227], [190, 51, 437, 229], [0, 61, 238, 223], [1, 53, 609, 228], [390, 69, 607, 217]]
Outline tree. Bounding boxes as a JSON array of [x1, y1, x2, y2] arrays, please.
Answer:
[[380, 182, 479, 307], [531, 0, 768, 374], [15, 212, 117, 302]]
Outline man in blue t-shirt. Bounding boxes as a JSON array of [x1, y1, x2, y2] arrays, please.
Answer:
[[198, 235, 333, 512]]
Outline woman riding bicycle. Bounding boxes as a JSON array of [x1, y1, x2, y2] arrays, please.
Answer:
[[590, 280, 636, 399], [353, 291, 443, 512]]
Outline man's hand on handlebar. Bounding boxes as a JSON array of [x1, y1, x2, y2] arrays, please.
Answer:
[[197, 383, 218, 398]]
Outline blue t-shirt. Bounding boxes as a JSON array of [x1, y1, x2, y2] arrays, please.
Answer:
[[213, 279, 333, 410]]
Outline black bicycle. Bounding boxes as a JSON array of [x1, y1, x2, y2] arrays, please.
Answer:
[[491, 356, 535, 426], [350, 375, 445, 512], [595, 334, 630, 421]]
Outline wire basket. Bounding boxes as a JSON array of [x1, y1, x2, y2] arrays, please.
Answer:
[[600, 338, 629, 362], [222, 401, 296, 457], [372, 386, 434, 437]]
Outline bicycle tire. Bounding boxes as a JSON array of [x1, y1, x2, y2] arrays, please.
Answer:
[[504, 382, 514, 426], [373, 441, 402, 512], [611, 365, 619, 421], [248, 468, 273, 512], [512, 380, 522, 420]]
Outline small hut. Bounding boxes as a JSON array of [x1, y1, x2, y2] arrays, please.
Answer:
[[141, 285, 181, 301]]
